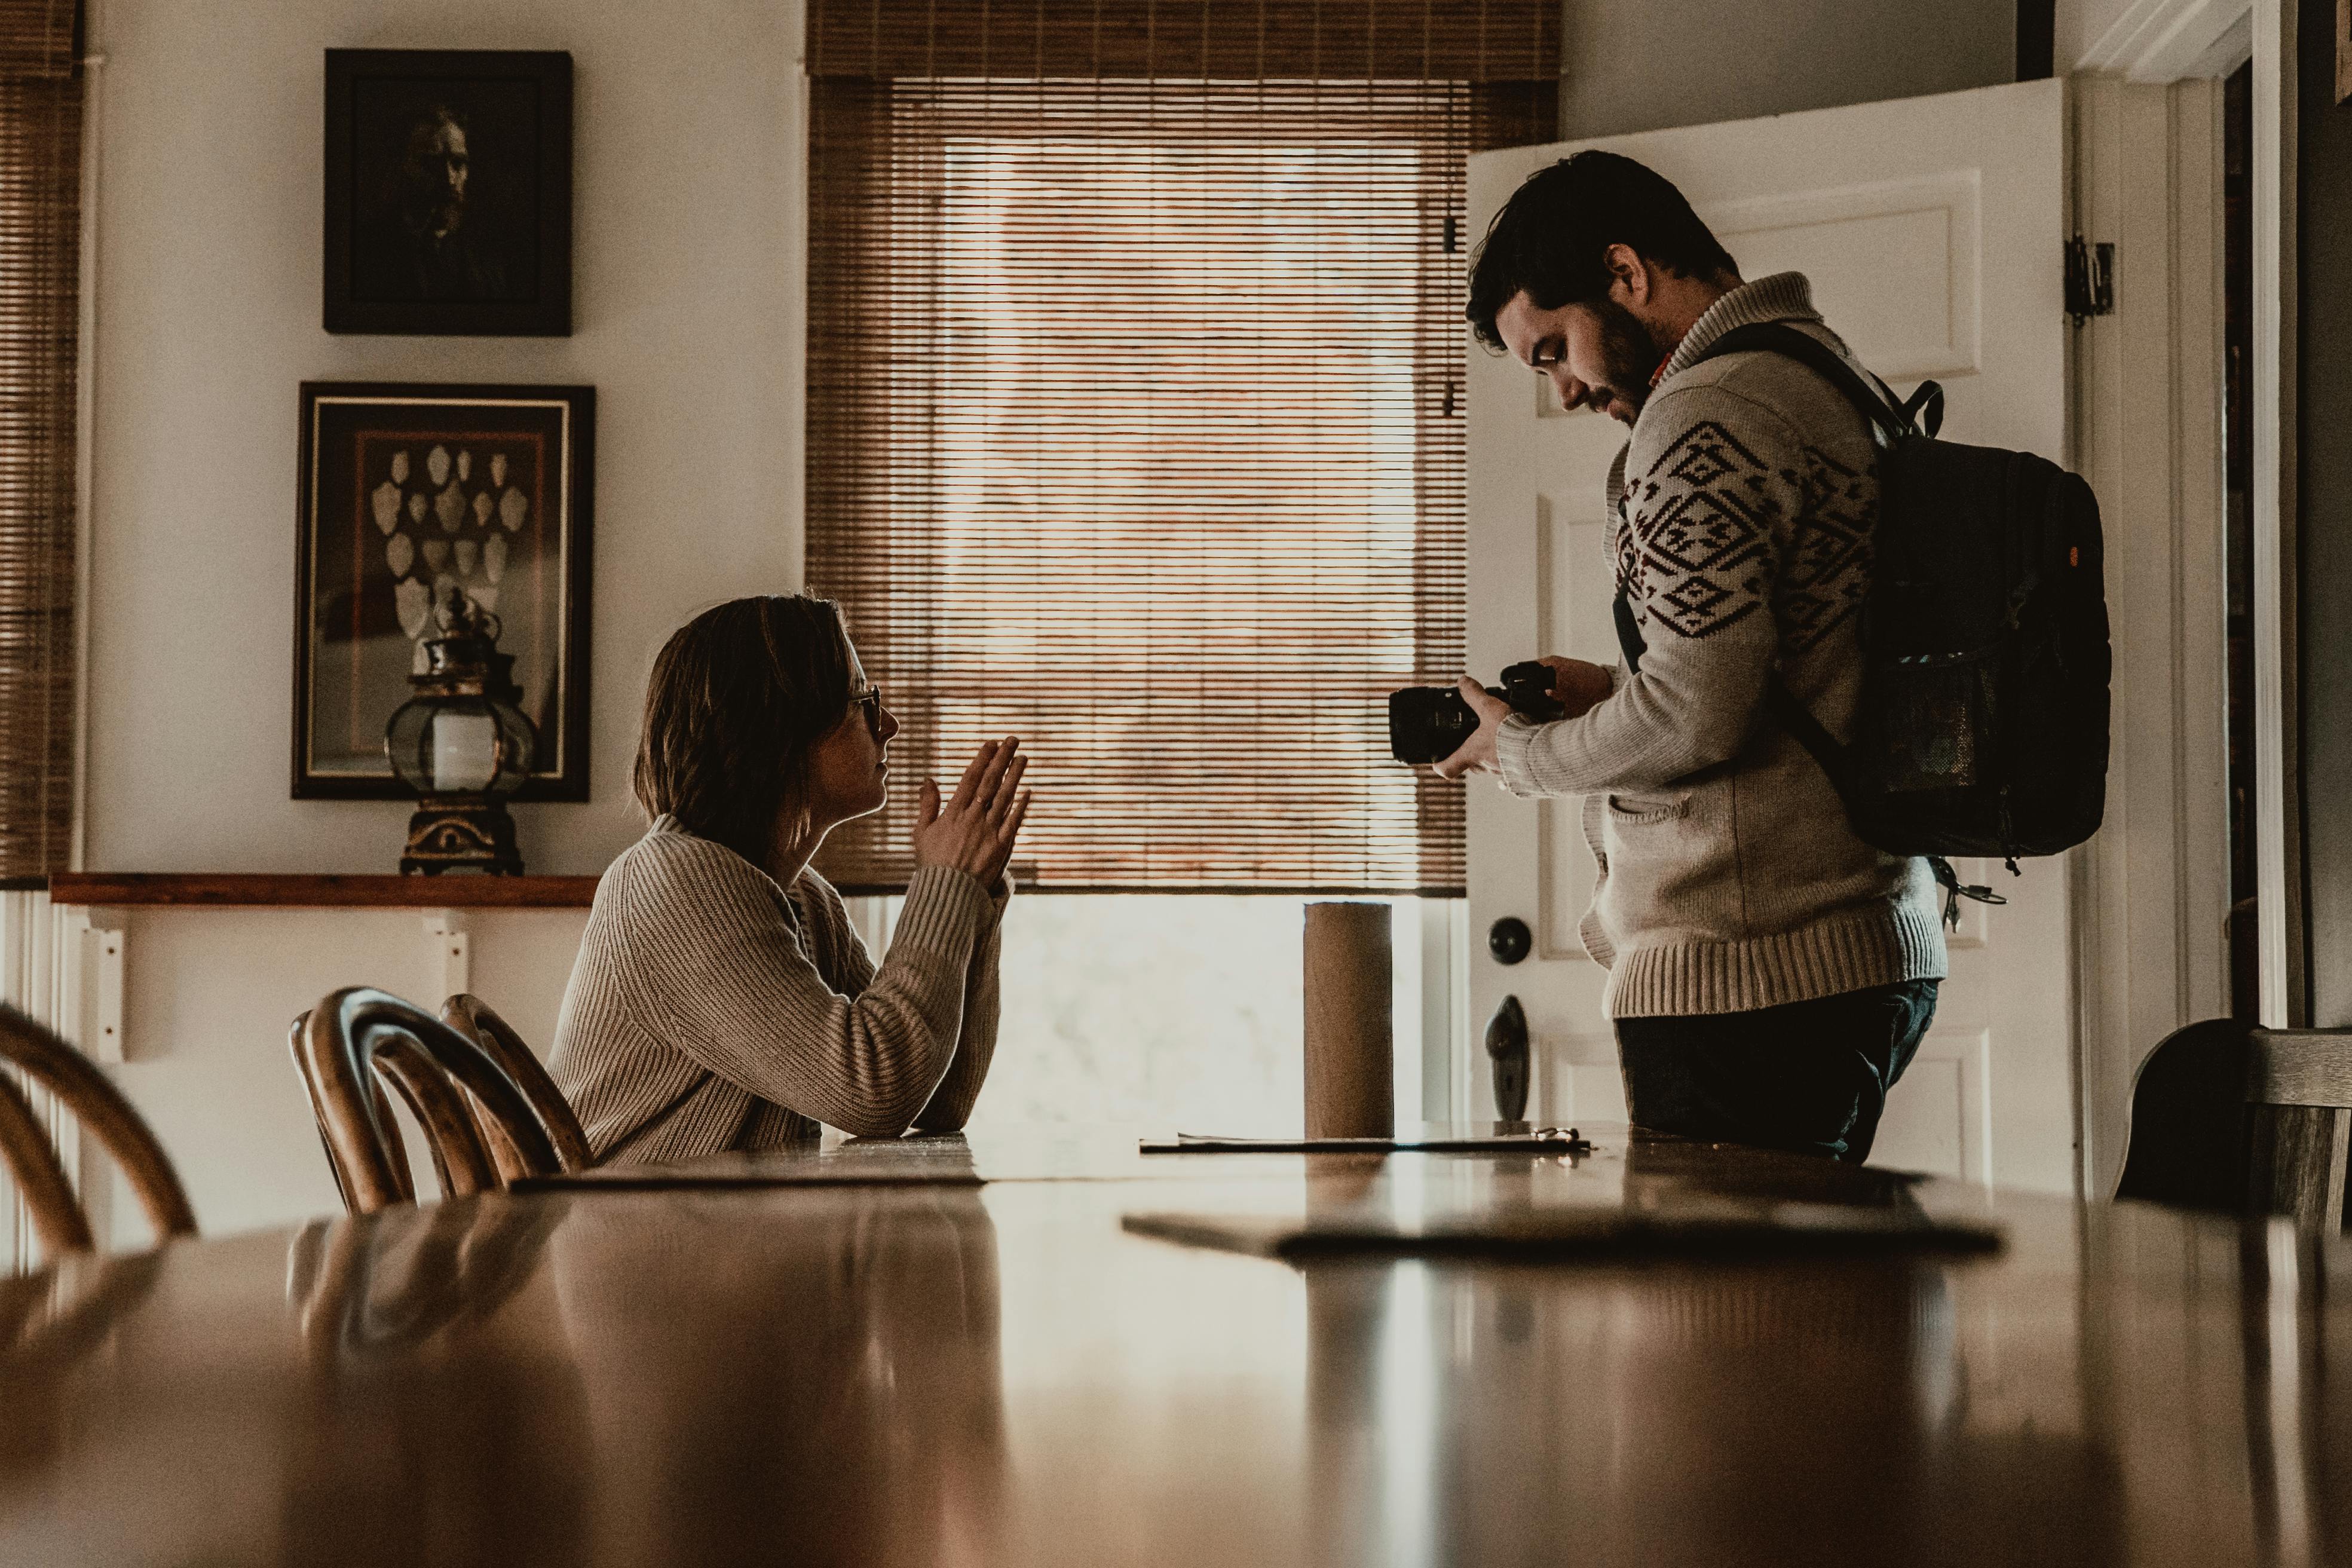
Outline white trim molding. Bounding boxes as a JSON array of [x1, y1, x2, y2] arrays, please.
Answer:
[[2080, 0, 2254, 81], [71, 1, 106, 874], [2253, 0, 2301, 1026], [1, 891, 118, 1275], [2070, 75, 2235, 1196]]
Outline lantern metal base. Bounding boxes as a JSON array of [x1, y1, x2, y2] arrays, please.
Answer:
[[400, 795, 525, 876]]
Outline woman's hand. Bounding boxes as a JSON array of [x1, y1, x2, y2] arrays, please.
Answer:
[[911, 737, 1032, 887]]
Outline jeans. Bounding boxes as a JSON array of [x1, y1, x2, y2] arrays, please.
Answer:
[[1613, 979, 1940, 1163]]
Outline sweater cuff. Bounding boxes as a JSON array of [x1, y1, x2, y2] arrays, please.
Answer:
[[894, 865, 994, 956], [1494, 715, 1549, 798]]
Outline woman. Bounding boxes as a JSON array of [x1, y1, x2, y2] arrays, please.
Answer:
[[549, 595, 1030, 1163]]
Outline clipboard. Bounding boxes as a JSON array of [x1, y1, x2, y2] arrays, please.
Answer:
[[1140, 1128, 1592, 1155]]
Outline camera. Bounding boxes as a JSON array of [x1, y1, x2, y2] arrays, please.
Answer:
[[1388, 662, 1568, 764]]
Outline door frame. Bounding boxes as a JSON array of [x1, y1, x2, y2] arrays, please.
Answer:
[[2247, 0, 2302, 1030], [1459, 82, 2081, 1184], [2068, 66, 2240, 1197], [1447, 45, 2257, 1189]]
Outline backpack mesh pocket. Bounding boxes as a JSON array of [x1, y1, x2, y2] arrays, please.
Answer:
[[1858, 657, 1995, 795]]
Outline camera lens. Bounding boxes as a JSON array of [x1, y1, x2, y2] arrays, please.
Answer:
[[1387, 686, 1475, 764]]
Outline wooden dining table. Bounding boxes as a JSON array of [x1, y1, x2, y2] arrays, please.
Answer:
[[2, 1125, 2347, 1567]]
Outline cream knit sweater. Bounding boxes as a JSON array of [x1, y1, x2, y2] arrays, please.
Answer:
[[1495, 272, 1946, 1018], [548, 816, 1004, 1163]]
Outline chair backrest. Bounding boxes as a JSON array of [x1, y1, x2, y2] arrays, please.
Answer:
[[438, 993, 592, 1180], [287, 1014, 419, 1214], [290, 988, 562, 1216], [0, 1003, 196, 1258], [2116, 1019, 2352, 1232]]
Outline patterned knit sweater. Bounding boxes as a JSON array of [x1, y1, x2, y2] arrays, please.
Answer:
[[1494, 272, 1946, 1018], [548, 816, 1004, 1163]]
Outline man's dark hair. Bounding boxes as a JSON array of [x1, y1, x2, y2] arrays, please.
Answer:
[[1465, 151, 1737, 351], [635, 594, 857, 862]]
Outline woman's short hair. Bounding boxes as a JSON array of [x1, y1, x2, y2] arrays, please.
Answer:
[[633, 595, 856, 862]]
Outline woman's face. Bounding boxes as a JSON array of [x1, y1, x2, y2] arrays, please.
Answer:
[[802, 641, 900, 830]]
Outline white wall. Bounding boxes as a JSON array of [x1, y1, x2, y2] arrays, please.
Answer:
[[76, 0, 804, 1241], [2062, 0, 2255, 76], [86, 0, 803, 878], [111, 905, 589, 1239], [2064, 0, 2143, 68], [1557, 0, 2017, 139]]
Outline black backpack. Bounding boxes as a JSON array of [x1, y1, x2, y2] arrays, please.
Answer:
[[1618, 322, 2111, 920]]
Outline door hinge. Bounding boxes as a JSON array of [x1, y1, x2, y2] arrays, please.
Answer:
[[2065, 236, 2114, 326]]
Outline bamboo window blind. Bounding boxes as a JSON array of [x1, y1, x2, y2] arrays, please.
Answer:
[[806, 1, 1557, 894], [0, 1, 78, 884]]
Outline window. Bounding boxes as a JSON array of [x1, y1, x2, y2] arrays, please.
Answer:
[[0, 0, 79, 1274], [854, 890, 1461, 1134], [806, 0, 1557, 895], [0, 0, 80, 883], [806, 2, 1555, 1131]]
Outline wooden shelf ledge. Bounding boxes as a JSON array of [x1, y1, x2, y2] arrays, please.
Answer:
[[48, 872, 601, 909]]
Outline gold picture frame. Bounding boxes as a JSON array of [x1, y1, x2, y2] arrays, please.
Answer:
[[2340, 0, 2352, 104], [293, 382, 595, 802]]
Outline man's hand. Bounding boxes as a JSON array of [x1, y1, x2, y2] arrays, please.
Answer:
[[1538, 656, 1613, 719], [1432, 679, 1512, 780], [1433, 657, 1614, 782]]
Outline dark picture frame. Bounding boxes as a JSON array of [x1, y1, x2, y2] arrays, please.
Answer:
[[323, 49, 572, 336], [294, 382, 595, 801]]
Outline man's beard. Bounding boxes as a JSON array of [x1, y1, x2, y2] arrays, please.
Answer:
[[1587, 296, 1662, 424], [402, 185, 466, 241]]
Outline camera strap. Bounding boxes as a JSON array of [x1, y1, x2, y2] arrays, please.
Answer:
[[1615, 584, 1843, 783]]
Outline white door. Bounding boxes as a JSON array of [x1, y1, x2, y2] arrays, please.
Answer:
[[1464, 79, 2078, 1193]]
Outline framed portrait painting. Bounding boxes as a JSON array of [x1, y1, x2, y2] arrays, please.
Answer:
[[295, 382, 594, 801], [323, 49, 572, 336]]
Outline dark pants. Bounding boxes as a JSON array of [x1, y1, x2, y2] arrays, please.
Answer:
[[1614, 980, 1939, 1163]]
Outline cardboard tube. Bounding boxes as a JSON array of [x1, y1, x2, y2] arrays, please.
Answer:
[[1303, 902, 1394, 1140]]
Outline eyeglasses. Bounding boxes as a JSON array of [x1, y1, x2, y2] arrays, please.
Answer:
[[850, 685, 886, 736]]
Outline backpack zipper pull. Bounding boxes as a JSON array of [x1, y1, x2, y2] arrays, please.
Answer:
[[1930, 855, 2008, 930]]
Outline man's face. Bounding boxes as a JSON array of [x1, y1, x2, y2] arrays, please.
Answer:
[[1494, 290, 1659, 426], [429, 124, 470, 204], [403, 117, 470, 234]]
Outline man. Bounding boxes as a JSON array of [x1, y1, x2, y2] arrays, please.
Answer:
[[1443, 151, 1944, 1163], [358, 103, 510, 302]]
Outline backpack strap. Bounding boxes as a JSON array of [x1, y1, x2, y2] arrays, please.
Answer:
[[1692, 321, 1919, 443], [1663, 322, 1992, 925], [1614, 583, 1829, 788], [1634, 321, 1892, 789]]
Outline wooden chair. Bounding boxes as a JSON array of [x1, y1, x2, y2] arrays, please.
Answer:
[[290, 1011, 504, 1212], [290, 988, 564, 1216], [2116, 1019, 2352, 1233], [438, 993, 592, 1181], [0, 1003, 196, 1259]]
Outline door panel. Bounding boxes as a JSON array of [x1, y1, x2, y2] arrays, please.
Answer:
[[1465, 79, 2077, 1193]]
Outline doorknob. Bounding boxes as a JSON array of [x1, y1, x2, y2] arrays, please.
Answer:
[[1485, 994, 1529, 1123], [1488, 916, 1532, 965]]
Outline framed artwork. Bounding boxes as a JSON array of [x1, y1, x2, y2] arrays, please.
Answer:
[[2341, 0, 2352, 104], [323, 50, 572, 336], [294, 382, 595, 801]]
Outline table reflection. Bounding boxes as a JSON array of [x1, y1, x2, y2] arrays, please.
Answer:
[[1285, 1172, 2133, 1567], [0, 1135, 2349, 1566], [275, 1200, 590, 1566], [0, 1251, 162, 1493], [551, 1184, 1005, 1567]]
